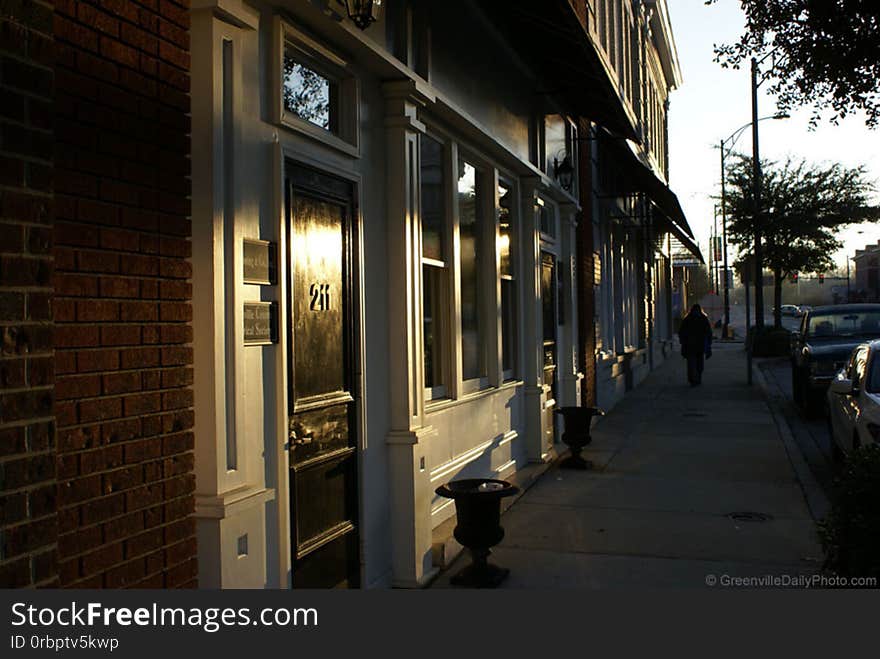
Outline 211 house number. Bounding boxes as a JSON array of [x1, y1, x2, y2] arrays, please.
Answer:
[[309, 283, 331, 311]]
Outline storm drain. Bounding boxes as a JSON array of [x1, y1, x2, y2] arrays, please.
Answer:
[[727, 512, 773, 523]]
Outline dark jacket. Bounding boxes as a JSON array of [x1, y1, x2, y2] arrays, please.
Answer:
[[678, 311, 713, 357]]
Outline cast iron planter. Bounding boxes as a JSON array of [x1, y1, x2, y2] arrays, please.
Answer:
[[554, 406, 604, 469], [435, 478, 519, 587]]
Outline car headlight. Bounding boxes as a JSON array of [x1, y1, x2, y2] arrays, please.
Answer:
[[810, 361, 837, 376]]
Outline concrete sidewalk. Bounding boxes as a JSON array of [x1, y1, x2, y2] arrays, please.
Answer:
[[433, 343, 824, 588]]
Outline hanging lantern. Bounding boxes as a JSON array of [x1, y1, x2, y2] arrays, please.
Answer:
[[344, 0, 384, 30], [553, 154, 575, 192]]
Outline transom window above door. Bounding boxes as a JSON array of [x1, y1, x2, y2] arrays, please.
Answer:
[[282, 57, 336, 132], [273, 17, 359, 156]]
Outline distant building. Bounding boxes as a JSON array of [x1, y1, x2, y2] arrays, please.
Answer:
[[854, 241, 880, 302]]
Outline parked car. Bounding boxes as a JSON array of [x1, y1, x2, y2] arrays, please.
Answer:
[[827, 340, 880, 459], [780, 304, 801, 317], [791, 304, 880, 413]]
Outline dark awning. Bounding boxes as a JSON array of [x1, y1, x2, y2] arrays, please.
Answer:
[[599, 133, 702, 261], [486, 0, 639, 142]]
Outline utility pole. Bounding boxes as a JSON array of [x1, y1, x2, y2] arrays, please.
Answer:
[[751, 57, 764, 330], [744, 259, 752, 385]]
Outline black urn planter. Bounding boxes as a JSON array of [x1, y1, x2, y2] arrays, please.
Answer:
[[435, 478, 519, 588], [554, 406, 605, 470]]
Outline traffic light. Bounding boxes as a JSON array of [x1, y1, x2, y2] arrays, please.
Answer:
[[819, 273, 825, 284], [790, 272, 798, 283]]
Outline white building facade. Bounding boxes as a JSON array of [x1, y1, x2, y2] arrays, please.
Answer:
[[583, 0, 701, 410], [187, 0, 700, 589]]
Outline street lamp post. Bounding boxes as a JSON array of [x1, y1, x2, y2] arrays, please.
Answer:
[[720, 142, 730, 338], [713, 206, 719, 295], [718, 113, 787, 342], [721, 170, 730, 338]]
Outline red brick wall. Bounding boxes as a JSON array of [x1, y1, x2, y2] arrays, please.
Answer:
[[52, 0, 196, 588], [0, 1, 57, 589]]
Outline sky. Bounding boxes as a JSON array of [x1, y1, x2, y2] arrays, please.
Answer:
[[666, 0, 880, 271]]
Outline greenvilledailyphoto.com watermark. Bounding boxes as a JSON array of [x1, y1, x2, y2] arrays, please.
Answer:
[[704, 574, 877, 588]]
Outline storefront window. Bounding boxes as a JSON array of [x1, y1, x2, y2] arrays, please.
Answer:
[[499, 182, 517, 378], [421, 135, 448, 397], [458, 158, 487, 383], [538, 197, 556, 239]]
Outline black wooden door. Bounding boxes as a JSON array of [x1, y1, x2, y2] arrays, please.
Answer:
[[541, 251, 558, 450], [286, 164, 359, 588]]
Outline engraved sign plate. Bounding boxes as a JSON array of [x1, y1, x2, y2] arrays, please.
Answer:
[[243, 239, 276, 285], [243, 302, 277, 345]]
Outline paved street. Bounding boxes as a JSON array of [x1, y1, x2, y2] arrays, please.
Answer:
[[758, 357, 838, 499], [434, 343, 825, 588], [714, 301, 801, 339]]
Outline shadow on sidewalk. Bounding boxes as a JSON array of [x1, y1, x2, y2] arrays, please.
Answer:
[[432, 343, 824, 589]]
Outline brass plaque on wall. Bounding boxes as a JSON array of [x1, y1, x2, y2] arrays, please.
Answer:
[[243, 239, 277, 285], [243, 302, 278, 345]]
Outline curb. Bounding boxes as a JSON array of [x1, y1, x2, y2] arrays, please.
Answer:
[[753, 361, 831, 523]]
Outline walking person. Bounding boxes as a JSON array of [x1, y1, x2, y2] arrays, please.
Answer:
[[678, 304, 713, 386]]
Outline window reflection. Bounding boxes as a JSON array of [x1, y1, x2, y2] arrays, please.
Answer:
[[499, 183, 516, 376], [283, 50, 336, 132], [421, 137, 445, 261], [421, 135, 448, 396], [458, 158, 485, 381]]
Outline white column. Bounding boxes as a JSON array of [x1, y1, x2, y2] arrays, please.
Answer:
[[191, 3, 273, 590], [612, 225, 625, 352], [519, 180, 547, 462], [382, 80, 439, 588]]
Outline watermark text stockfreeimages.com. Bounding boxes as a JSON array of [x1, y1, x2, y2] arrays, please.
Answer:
[[704, 574, 877, 588], [8, 600, 318, 652]]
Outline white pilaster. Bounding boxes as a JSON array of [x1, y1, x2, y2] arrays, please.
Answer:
[[519, 180, 547, 463], [382, 80, 439, 588], [191, 3, 271, 590], [558, 204, 582, 408]]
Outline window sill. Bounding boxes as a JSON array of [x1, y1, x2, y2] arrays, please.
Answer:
[[278, 115, 360, 159], [425, 380, 523, 415]]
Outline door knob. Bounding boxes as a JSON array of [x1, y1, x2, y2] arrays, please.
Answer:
[[287, 430, 314, 447]]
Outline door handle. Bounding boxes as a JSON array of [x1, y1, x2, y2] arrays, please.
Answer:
[[287, 430, 314, 448]]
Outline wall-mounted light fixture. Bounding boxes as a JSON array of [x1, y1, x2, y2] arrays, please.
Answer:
[[553, 153, 574, 192], [343, 0, 384, 30]]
